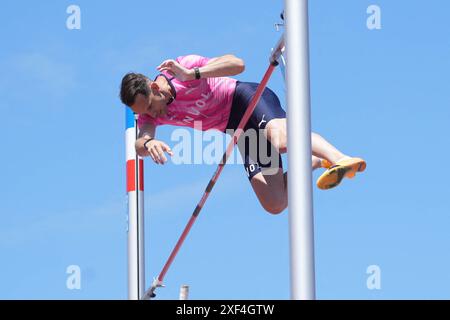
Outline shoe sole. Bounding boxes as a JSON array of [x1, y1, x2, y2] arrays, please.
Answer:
[[317, 158, 366, 190]]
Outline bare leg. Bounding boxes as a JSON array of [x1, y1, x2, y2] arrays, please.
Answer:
[[311, 132, 347, 165], [250, 169, 287, 215], [238, 119, 349, 214], [234, 131, 286, 214], [311, 155, 323, 170], [282, 155, 321, 197], [244, 155, 322, 214], [264, 118, 348, 165]]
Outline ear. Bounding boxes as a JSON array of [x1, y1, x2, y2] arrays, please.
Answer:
[[150, 82, 160, 91]]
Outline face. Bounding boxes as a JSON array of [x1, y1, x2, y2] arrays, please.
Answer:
[[131, 81, 168, 118]]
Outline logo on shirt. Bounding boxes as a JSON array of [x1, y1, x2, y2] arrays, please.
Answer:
[[181, 89, 212, 125]]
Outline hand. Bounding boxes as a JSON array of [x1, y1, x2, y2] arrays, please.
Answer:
[[156, 59, 194, 81], [144, 139, 174, 165]]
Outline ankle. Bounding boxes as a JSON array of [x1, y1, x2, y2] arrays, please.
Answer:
[[330, 154, 349, 165], [312, 157, 322, 170]]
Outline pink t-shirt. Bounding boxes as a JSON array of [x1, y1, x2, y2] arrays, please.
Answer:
[[138, 55, 237, 132]]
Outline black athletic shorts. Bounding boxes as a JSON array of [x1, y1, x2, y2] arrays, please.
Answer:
[[224, 81, 286, 181]]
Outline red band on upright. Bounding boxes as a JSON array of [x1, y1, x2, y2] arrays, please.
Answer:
[[126, 159, 144, 192]]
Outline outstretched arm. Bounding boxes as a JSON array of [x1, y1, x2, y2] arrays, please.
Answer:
[[157, 54, 245, 81]]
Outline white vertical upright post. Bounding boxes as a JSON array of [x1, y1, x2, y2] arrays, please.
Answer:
[[285, 0, 316, 300], [126, 108, 146, 300]]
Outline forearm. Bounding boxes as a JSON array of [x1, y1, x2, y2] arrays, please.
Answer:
[[194, 55, 245, 79], [135, 123, 156, 157]]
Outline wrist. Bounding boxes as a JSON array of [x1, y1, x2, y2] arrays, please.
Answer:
[[143, 137, 154, 149], [193, 67, 201, 80]]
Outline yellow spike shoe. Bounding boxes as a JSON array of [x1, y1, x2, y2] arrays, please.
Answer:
[[316, 157, 366, 190]]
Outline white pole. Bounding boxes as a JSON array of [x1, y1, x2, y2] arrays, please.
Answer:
[[126, 109, 146, 299], [285, 0, 316, 300]]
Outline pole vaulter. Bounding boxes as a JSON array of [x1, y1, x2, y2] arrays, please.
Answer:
[[142, 36, 285, 300]]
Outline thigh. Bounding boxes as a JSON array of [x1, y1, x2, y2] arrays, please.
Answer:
[[236, 126, 283, 181], [264, 118, 287, 150]]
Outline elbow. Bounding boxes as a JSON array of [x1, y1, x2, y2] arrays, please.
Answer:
[[232, 56, 245, 74], [237, 59, 245, 73]]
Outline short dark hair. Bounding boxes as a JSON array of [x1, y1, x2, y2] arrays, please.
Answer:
[[120, 72, 150, 106]]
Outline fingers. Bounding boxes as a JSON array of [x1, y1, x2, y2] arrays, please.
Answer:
[[147, 142, 173, 165], [149, 143, 173, 164], [149, 147, 160, 164], [155, 144, 167, 163], [159, 59, 176, 67], [161, 143, 174, 156], [145, 142, 160, 164], [157, 67, 175, 76], [156, 59, 172, 69], [157, 59, 176, 71]]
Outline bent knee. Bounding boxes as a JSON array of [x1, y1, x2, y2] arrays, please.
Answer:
[[261, 196, 287, 215]]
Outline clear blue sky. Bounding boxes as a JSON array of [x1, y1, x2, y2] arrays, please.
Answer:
[[1, 0, 450, 299]]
